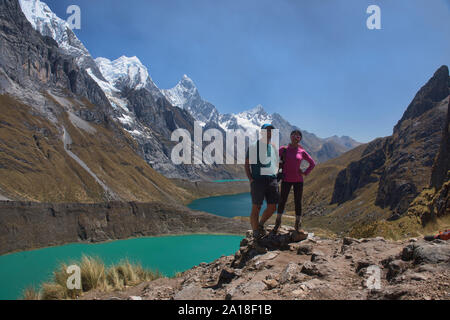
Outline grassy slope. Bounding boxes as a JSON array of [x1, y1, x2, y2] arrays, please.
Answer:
[[0, 94, 192, 203]]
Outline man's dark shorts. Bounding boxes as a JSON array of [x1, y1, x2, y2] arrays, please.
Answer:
[[250, 178, 279, 206]]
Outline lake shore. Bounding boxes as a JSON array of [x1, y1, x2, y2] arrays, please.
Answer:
[[0, 200, 248, 256], [171, 178, 250, 205]]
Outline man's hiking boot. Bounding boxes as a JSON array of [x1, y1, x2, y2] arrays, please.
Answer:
[[253, 225, 267, 242], [253, 230, 262, 241], [258, 223, 267, 237]]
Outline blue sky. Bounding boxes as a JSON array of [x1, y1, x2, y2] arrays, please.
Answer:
[[45, 0, 449, 143]]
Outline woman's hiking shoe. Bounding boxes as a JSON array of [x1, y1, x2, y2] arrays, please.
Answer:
[[292, 230, 308, 242], [294, 218, 303, 233], [272, 218, 282, 234]]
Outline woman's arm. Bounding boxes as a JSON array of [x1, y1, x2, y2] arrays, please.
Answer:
[[301, 151, 316, 176]]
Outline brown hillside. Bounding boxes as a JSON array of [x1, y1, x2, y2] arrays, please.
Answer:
[[0, 94, 192, 203]]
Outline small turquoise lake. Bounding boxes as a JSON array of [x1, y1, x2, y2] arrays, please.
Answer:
[[0, 234, 243, 300], [188, 192, 266, 218]]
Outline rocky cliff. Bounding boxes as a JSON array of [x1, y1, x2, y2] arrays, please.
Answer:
[[81, 226, 450, 300], [0, 200, 248, 255], [0, 0, 112, 119], [376, 66, 449, 216], [431, 98, 450, 190], [406, 97, 450, 225], [329, 66, 449, 217]]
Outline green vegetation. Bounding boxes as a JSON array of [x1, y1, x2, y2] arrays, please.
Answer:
[[21, 256, 162, 300]]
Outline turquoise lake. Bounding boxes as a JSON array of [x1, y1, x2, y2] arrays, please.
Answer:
[[0, 234, 243, 300], [0, 191, 258, 300], [188, 192, 266, 218]]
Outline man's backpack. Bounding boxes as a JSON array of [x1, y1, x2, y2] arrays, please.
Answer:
[[277, 147, 287, 182]]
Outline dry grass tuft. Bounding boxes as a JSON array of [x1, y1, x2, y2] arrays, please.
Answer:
[[22, 255, 162, 300]]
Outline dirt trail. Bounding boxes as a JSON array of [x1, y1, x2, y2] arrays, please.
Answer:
[[62, 127, 118, 200]]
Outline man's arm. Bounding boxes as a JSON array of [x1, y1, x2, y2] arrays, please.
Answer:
[[245, 157, 253, 182], [245, 147, 253, 183]]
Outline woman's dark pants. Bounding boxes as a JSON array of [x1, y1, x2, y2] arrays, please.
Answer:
[[277, 181, 304, 224]]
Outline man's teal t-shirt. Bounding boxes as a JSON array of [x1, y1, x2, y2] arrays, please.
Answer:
[[246, 140, 278, 179]]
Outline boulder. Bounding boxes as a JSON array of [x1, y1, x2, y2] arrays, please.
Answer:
[[280, 263, 304, 284], [297, 244, 314, 255], [386, 260, 409, 281], [403, 242, 450, 264], [217, 267, 237, 286]]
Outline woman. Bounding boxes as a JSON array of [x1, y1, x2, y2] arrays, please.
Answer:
[[273, 130, 316, 233]]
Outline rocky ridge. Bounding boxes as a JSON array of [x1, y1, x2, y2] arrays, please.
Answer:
[[82, 226, 450, 300]]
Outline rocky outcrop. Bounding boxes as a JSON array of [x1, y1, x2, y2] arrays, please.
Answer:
[[394, 66, 449, 131], [409, 98, 450, 224], [330, 138, 387, 204], [81, 226, 450, 300], [430, 98, 450, 190], [0, 200, 248, 255], [423, 97, 450, 221], [376, 66, 449, 215]]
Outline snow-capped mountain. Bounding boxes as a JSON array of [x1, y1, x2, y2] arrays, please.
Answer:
[[96, 56, 149, 91], [162, 76, 270, 139], [18, 0, 359, 179], [221, 105, 271, 132], [18, 0, 105, 80], [17, 0, 243, 180], [87, 56, 164, 112], [19, 0, 87, 57], [162, 75, 220, 125], [95, 56, 163, 96], [163, 74, 362, 162]]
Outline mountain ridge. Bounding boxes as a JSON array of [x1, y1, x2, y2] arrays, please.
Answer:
[[163, 74, 362, 163]]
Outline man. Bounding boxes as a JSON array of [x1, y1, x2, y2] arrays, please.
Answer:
[[245, 124, 279, 240]]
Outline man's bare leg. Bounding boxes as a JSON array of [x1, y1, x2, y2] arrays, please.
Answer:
[[250, 204, 262, 236], [259, 204, 277, 229]]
